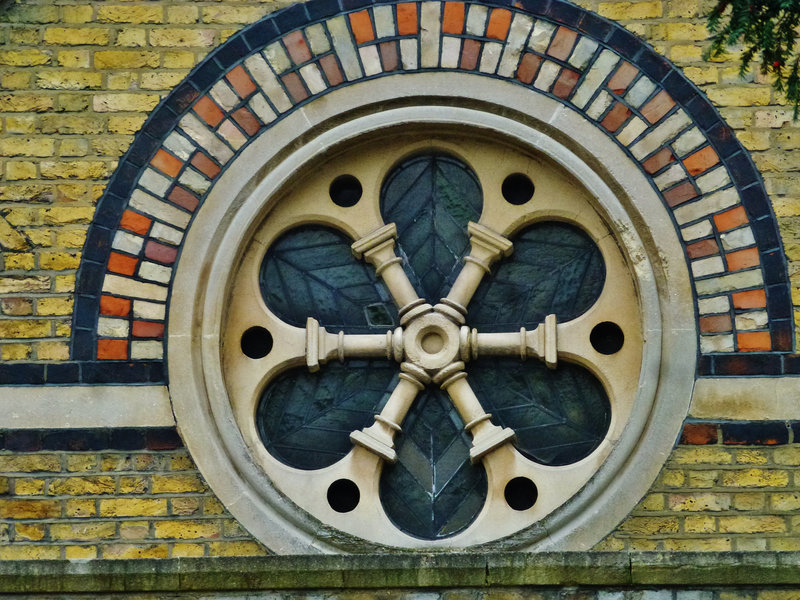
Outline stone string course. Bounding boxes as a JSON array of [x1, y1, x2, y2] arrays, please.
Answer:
[[0, 0, 797, 383]]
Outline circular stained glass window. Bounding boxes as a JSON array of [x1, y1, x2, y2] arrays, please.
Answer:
[[220, 132, 644, 547]]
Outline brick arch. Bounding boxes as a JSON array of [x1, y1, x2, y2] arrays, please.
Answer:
[[70, 0, 792, 383]]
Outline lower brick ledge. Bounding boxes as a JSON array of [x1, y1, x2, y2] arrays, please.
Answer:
[[1, 552, 800, 593]]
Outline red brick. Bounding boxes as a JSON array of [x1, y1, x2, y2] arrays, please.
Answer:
[[225, 65, 257, 98], [686, 238, 718, 259], [683, 145, 719, 176], [486, 8, 512, 40], [349, 10, 374, 44], [552, 68, 579, 99], [641, 90, 675, 124], [100, 295, 131, 317], [145, 241, 178, 265], [193, 96, 224, 127], [700, 314, 732, 333], [680, 423, 718, 445], [732, 289, 766, 309], [107, 252, 138, 276], [713, 206, 749, 232], [442, 2, 465, 34], [726, 247, 760, 271], [460, 39, 481, 71], [607, 62, 637, 94], [737, 331, 771, 352], [190, 152, 221, 179], [119, 210, 151, 236], [320, 54, 344, 86], [281, 31, 312, 66], [232, 107, 260, 137], [281, 72, 308, 103], [168, 186, 199, 212], [397, 3, 418, 35], [132, 320, 165, 338], [515, 52, 541, 83], [642, 147, 674, 174], [547, 27, 577, 61], [98, 339, 128, 360], [662, 181, 697, 207], [150, 149, 182, 178], [379, 41, 399, 71], [600, 102, 631, 133]]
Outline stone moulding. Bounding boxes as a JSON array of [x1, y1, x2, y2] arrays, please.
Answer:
[[24, 0, 785, 388]]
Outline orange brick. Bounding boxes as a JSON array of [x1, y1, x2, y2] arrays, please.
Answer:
[[732, 289, 767, 309], [726, 247, 760, 271], [100, 295, 131, 317], [397, 3, 418, 35], [700, 314, 732, 333], [713, 205, 748, 232], [442, 2, 465, 34], [107, 252, 138, 276], [486, 8, 512, 40], [737, 331, 771, 352], [349, 10, 374, 44], [607, 62, 638, 93], [641, 90, 675, 124], [683, 145, 720, 176], [150, 149, 182, 178], [225, 65, 257, 98], [547, 27, 577, 61], [193, 96, 224, 127], [119, 210, 151, 235], [97, 339, 128, 360]]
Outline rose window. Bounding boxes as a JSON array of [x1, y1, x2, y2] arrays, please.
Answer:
[[222, 133, 643, 547]]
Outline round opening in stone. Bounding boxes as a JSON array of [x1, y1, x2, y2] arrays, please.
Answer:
[[420, 330, 445, 354]]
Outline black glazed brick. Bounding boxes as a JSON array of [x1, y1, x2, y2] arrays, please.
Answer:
[[4, 430, 41, 452], [71, 331, 94, 361], [126, 133, 162, 168], [146, 105, 180, 140], [577, 11, 614, 41], [635, 48, 671, 82], [705, 122, 740, 160], [697, 354, 713, 375], [741, 185, 772, 220], [767, 283, 792, 319], [146, 428, 184, 450], [0, 431, 5, 451], [273, 2, 311, 30], [726, 153, 758, 188], [42, 429, 110, 451], [189, 58, 224, 92], [792, 422, 800, 440], [722, 422, 790, 445], [81, 362, 151, 384], [147, 361, 167, 383], [606, 27, 639, 60], [713, 354, 782, 376], [165, 82, 200, 115], [45, 362, 81, 384], [91, 199, 123, 231], [0, 364, 45, 385], [762, 250, 788, 286], [105, 163, 140, 199], [243, 16, 281, 47], [81, 227, 113, 263], [544, 0, 582, 27], [772, 319, 794, 352], [110, 428, 148, 450], [215, 35, 251, 70], [516, 0, 551, 17], [73, 295, 99, 330], [784, 355, 800, 374], [685, 95, 718, 131], [751, 218, 782, 252], [661, 70, 696, 106]]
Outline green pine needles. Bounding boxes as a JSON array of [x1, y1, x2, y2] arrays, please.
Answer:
[[707, 0, 800, 116]]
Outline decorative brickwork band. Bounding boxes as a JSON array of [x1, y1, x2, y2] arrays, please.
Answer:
[[68, 0, 791, 383]]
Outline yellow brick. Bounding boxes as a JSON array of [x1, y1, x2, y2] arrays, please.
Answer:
[[736, 130, 771, 151], [62, 5, 94, 24], [6, 116, 37, 134], [208, 541, 268, 557], [102, 544, 168, 559], [152, 474, 207, 494], [0, 499, 61, 519], [9, 27, 40, 45], [629, 539, 659, 551], [116, 29, 147, 47], [15, 478, 46, 495], [119, 476, 148, 494], [58, 50, 90, 69], [120, 521, 149, 540], [51, 522, 117, 541], [201, 6, 269, 24], [1, 344, 32, 360], [735, 449, 769, 465], [759, 591, 800, 600], [659, 468, 684, 487], [5, 253, 35, 270], [141, 71, 189, 90], [6, 161, 37, 180], [0, 138, 55, 158], [172, 543, 205, 557], [1, 298, 34, 316], [2, 71, 32, 89], [55, 274, 75, 293], [0, 477, 8, 495], [169, 454, 194, 471], [7, 5, 59, 23], [222, 519, 248, 537], [64, 455, 97, 473], [171, 497, 200, 516], [36, 71, 102, 90], [770, 538, 800, 551], [58, 93, 90, 112], [0, 320, 51, 339], [107, 72, 137, 91], [108, 115, 146, 134], [98, 5, 163, 24], [93, 94, 160, 113], [774, 447, 800, 465], [203, 498, 226, 515], [94, 50, 159, 69], [668, 493, 731, 511], [65, 499, 96, 518], [0, 50, 52, 66], [40, 161, 110, 180], [154, 519, 220, 540], [597, 1, 662, 19], [617, 516, 679, 535], [39, 252, 81, 270], [719, 515, 786, 533], [684, 515, 716, 533], [55, 321, 71, 337], [150, 29, 216, 48], [65, 545, 97, 559], [0, 275, 50, 293], [163, 51, 196, 69], [672, 447, 732, 464], [669, 45, 703, 62], [638, 494, 664, 511], [0, 546, 60, 560], [44, 27, 110, 46], [167, 6, 199, 24], [718, 593, 753, 600], [55, 229, 87, 248], [706, 86, 772, 107], [60, 139, 89, 157], [733, 492, 765, 511], [592, 536, 626, 551], [36, 297, 73, 317], [49, 476, 115, 496], [663, 538, 732, 551], [683, 66, 718, 85], [772, 492, 800, 511], [721, 468, 789, 488], [57, 184, 92, 202], [15, 523, 46, 542], [687, 469, 719, 488], [0, 94, 54, 112], [41, 115, 104, 135], [99, 498, 168, 517]]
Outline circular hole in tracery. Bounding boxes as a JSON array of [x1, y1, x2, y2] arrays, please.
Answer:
[[240, 326, 273, 359], [420, 331, 444, 354], [329, 174, 362, 207], [590, 321, 624, 355], [327, 478, 360, 513], [502, 173, 535, 205], [504, 477, 538, 511]]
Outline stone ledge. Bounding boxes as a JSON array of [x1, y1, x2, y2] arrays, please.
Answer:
[[1, 552, 799, 593]]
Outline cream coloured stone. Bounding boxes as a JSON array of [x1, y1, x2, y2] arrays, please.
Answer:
[[299, 63, 326, 94], [131, 340, 164, 359], [568, 36, 598, 70], [441, 37, 461, 69], [533, 60, 559, 91], [112, 230, 144, 254], [138, 168, 171, 196], [264, 42, 291, 74], [735, 310, 768, 330], [178, 167, 210, 195], [400, 39, 418, 70], [681, 219, 714, 241], [698, 295, 730, 314], [97, 317, 129, 338], [696, 167, 731, 194], [244, 54, 293, 113], [572, 49, 619, 109], [164, 131, 195, 161], [720, 226, 756, 250], [210, 80, 239, 111], [179, 113, 234, 163], [103, 274, 167, 301], [133, 299, 166, 320], [586, 90, 613, 120], [465, 4, 488, 36], [654, 163, 687, 189], [420, 2, 442, 68], [358, 45, 382, 77], [479, 42, 502, 74], [305, 24, 331, 55], [672, 127, 706, 156], [630, 110, 691, 159], [673, 188, 738, 225], [699, 334, 734, 353], [529, 19, 555, 53], [497, 13, 533, 78], [372, 6, 395, 38], [217, 119, 247, 150], [248, 94, 276, 123], [130, 189, 191, 228], [139, 261, 172, 284], [695, 268, 763, 295], [625, 76, 657, 108], [616, 116, 647, 146], [150, 222, 183, 246], [691, 256, 724, 277], [327, 16, 362, 80]]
